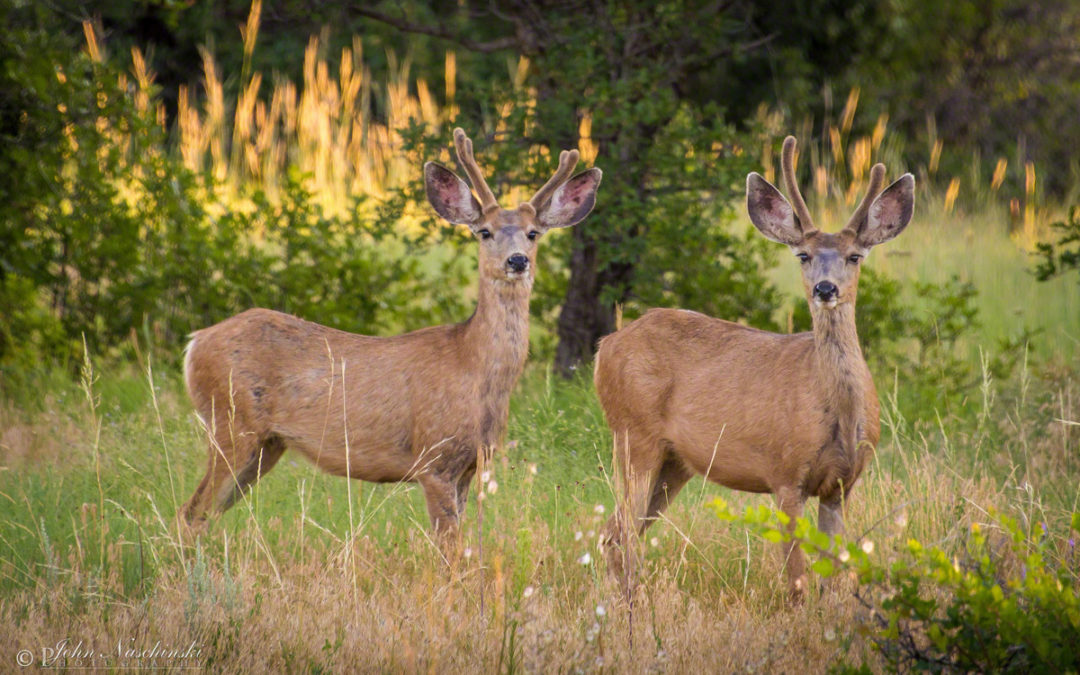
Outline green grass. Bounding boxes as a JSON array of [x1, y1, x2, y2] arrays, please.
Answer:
[[1, 185, 1078, 670], [0, 335, 1076, 670]]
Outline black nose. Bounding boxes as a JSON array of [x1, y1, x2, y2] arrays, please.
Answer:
[[507, 254, 529, 273], [813, 281, 838, 300]]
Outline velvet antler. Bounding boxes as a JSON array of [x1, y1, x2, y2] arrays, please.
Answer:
[[453, 128, 499, 215], [781, 136, 817, 236], [520, 148, 580, 216]]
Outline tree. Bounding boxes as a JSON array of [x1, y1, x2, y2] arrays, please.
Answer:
[[358, 1, 789, 375]]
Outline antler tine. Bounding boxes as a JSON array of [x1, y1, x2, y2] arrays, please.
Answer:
[[453, 128, 499, 215], [525, 148, 580, 214], [844, 162, 887, 233], [781, 136, 816, 234]]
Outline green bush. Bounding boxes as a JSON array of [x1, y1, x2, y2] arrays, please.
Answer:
[[0, 9, 472, 378], [1036, 205, 1080, 285], [709, 499, 1080, 673]]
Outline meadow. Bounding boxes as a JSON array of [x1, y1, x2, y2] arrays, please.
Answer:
[[0, 319, 1076, 671], [2, 13, 1079, 673]]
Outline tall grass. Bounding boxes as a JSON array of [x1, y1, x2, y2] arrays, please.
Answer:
[[2, 6, 1077, 671], [0, 355, 1075, 670]]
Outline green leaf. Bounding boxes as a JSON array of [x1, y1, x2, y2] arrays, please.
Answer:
[[762, 529, 785, 543], [812, 558, 836, 577]]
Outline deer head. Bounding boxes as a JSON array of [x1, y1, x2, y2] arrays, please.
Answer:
[[424, 128, 602, 284], [746, 136, 914, 311]]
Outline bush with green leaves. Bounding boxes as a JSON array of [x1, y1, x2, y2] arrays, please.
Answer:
[[709, 498, 1080, 673], [1036, 205, 1080, 285], [0, 6, 473, 382]]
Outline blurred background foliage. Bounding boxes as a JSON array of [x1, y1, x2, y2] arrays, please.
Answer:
[[1, 0, 1077, 401]]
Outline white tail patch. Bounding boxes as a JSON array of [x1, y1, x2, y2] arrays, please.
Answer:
[[182, 335, 198, 393]]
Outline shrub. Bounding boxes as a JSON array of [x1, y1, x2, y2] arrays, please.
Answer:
[[1035, 205, 1080, 285], [709, 499, 1080, 673]]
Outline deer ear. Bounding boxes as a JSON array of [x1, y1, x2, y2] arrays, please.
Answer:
[[857, 174, 915, 247], [537, 168, 602, 230], [746, 173, 802, 245], [425, 162, 483, 226]]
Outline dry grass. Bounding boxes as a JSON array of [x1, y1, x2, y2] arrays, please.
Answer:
[[0, 356, 1075, 672], [4, 8, 1077, 672]]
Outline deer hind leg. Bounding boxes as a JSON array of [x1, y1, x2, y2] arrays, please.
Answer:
[[214, 435, 287, 512], [181, 414, 285, 524], [419, 474, 462, 555], [775, 485, 808, 604], [454, 464, 477, 519], [182, 420, 245, 525], [642, 453, 693, 532], [601, 429, 664, 594]]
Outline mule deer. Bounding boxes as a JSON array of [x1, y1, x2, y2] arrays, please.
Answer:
[[181, 128, 602, 546], [595, 136, 913, 601]]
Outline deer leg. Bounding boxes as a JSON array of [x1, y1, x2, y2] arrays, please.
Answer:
[[601, 430, 661, 597], [775, 486, 808, 604], [817, 495, 846, 595], [181, 422, 253, 524], [641, 454, 693, 532], [419, 474, 461, 558], [454, 465, 477, 519], [818, 496, 844, 538], [215, 435, 287, 512]]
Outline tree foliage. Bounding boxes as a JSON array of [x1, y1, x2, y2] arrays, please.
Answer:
[[1035, 206, 1080, 285]]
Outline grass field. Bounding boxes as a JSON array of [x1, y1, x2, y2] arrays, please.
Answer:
[[1, 17, 1078, 670], [0, 303, 1076, 670], [3, 161, 1078, 669]]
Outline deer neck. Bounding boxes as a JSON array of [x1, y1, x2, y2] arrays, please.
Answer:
[[810, 302, 867, 434], [463, 275, 532, 442]]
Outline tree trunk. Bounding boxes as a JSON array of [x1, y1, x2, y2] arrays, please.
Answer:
[[553, 224, 635, 377]]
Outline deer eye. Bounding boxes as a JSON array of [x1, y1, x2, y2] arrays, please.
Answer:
[[847, 254, 862, 264], [478, 228, 492, 240], [527, 230, 540, 241], [796, 252, 811, 264]]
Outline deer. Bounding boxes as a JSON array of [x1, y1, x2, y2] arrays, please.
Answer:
[[181, 128, 603, 549], [595, 136, 913, 603]]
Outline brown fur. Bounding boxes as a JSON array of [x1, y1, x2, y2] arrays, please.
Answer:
[[181, 129, 602, 546], [596, 136, 913, 603]]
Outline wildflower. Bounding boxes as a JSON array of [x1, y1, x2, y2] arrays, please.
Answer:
[[578, 552, 592, 565], [839, 549, 851, 563], [861, 539, 875, 555], [894, 510, 908, 528], [575, 531, 584, 541], [523, 586, 535, 598], [463, 547, 473, 559], [824, 628, 836, 642], [486, 480, 498, 495], [528, 463, 538, 475], [650, 537, 659, 548], [480, 471, 491, 483], [594, 504, 605, 515], [595, 604, 606, 618]]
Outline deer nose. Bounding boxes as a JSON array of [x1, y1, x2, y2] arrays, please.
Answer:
[[813, 281, 838, 300], [507, 254, 529, 273]]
